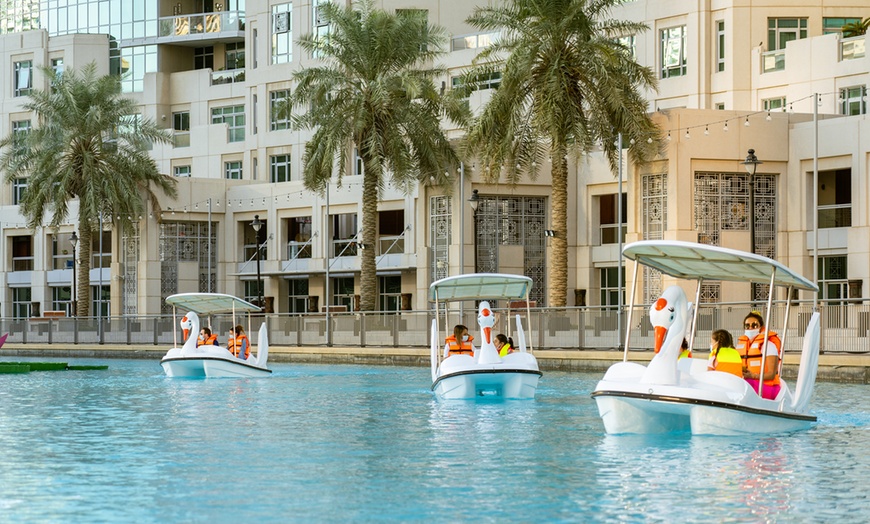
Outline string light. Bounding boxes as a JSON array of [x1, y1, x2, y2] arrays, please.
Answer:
[[723, 121, 729, 132], [684, 130, 690, 140], [704, 125, 709, 136], [766, 111, 772, 121], [647, 137, 653, 144], [744, 117, 750, 127]]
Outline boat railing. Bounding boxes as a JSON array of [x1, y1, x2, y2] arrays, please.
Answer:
[[3, 299, 868, 353]]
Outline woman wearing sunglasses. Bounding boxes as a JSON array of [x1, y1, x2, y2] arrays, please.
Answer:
[[737, 311, 782, 400]]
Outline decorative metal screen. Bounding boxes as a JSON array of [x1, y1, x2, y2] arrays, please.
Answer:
[[642, 174, 667, 303], [700, 283, 720, 303], [429, 196, 451, 284], [121, 224, 139, 315], [694, 172, 777, 301], [159, 221, 218, 313], [473, 196, 546, 305]]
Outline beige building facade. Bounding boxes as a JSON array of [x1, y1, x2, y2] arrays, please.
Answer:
[[0, 0, 867, 318]]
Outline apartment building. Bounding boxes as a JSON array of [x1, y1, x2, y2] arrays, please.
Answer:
[[0, 0, 868, 319]]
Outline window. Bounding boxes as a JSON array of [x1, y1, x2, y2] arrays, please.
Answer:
[[379, 276, 402, 312], [818, 169, 851, 228], [378, 210, 405, 255], [195, 46, 214, 70], [91, 230, 111, 269], [12, 287, 31, 319], [270, 154, 292, 182], [819, 256, 848, 303], [313, 0, 331, 52], [288, 216, 313, 259], [288, 279, 309, 313], [270, 89, 291, 131], [225, 42, 245, 70], [716, 20, 725, 72], [598, 193, 627, 245], [91, 285, 110, 319], [12, 178, 27, 205], [119, 45, 157, 93], [272, 3, 292, 64], [600, 267, 624, 309], [244, 281, 264, 305], [14, 60, 32, 97], [225, 160, 243, 179], [212, 105, 245, 142], [174, 165, 192, 177], [51, 57, 64, 77], [616, 35, 636, 60], [330, 213, 358, 257], [715, 102, 725, 110], [12, 119, 30, 147], [840, 86, 867, 115], [354, 147, 364, 177], [51, 233, 76, 270], [768, 18, 807, 51], [451, 71, 502, 96], [173, 111, 190, 147], [763, 97, 786, 111], [823, 17, 862, 36], [52, 286, 73, 317], [332, 277, 355, 310], [660, 26, 687, 78], [11, 236, 33, 271]]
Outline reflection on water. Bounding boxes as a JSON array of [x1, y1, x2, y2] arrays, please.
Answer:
[[0, 360, 868, 522]]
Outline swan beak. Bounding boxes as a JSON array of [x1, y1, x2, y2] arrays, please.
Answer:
[[183, 328, 190, 341], [654, 326, 667, 354], [484, 326, 492, 344]]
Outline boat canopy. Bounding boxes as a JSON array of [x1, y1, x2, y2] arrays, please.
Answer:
[[623, 240, 818, 292], [429, 273, 533, 302], [166, 293, 262, 314]]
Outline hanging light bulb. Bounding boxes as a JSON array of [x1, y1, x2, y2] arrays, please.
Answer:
[[766, 111, 772, 121], [647, 137, 653, 144], [666, 132, 671, 141], [744, 117, 750, 127], [629, 138, 636, 145], [531, 161, 536, 167], [723, 121, 729, 132], [704, 125, 709, 136], [684, 130, 690, 140]]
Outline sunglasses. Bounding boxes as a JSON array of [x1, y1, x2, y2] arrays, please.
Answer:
[[744, 322, 760, 329]]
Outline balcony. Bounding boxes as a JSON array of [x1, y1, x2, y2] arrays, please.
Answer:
[[818, 204, 852, 229], [761, 50, 785, 73], [211, 68, 245, 86], [841, 36, 866, 60], [451, 31, 499, 52], [157, 11, 245, 46]]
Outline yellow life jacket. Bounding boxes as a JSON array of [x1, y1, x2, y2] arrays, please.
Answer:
[[710, 346, 743, 377]]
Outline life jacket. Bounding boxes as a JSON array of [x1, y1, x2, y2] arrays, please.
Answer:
[[737, 329, 782, 387], [679, 348, 692, 359], [227, 334, 238, 357], [235, 334, 250, 360], [498, 343, 513, 357], [445, 334, 474, 357], [709, 346, 743, 377], [197, 334, 217, 347]]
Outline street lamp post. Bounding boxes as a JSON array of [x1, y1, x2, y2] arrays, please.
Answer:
[[740, 149, 763, 255], [251, 215, 264, 311], [468, 189, 479, 274], [69, 231, 78, 317]]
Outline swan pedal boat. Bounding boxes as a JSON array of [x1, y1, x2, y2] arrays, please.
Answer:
[[161, 293, 271, 378], [591, 241, 820, 436], [429, 273, 542, 400]]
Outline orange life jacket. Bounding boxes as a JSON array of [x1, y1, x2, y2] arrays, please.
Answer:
[[737, 329, 782, 387], [235, 334, 250, 360], [197, 334, 217, 347], [227, 334, 238, 357], [445, 334, 474, 357]]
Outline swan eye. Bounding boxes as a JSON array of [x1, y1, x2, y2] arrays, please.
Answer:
[[667, 306, 674, 313]]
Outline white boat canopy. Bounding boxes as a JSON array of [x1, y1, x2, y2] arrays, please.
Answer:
[[428, 273, 533, 302], [623, 241, 818, 292], [165, 293, 262, 314]]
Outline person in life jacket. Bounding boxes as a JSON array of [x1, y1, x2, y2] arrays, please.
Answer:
[[707, 329, 742, 377], [495, 334, 515, 357], [679, 338, 692, 359], [227, 328, 238, 357], [737, 311, 782, 400], [196, 327, 218, 347], [443, 324, 475, 358], [230, 324, 250, 360]]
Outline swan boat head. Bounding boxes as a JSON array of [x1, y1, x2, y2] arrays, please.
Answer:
[[180, 311, 200, 352], [642, 285, 688, 384], [476, 300, 502, 364]]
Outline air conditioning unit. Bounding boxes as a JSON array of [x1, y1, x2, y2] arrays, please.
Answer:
[[275, 12, 289, 33]]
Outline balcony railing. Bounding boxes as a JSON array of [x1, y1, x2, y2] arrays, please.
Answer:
[[378, 236, 405, 255], [174, 132, 190, 148], [451, 31, 499, 52], [333, 239, 357, 257], [12, 256, 33, 271], [211, 69, 245, 86], [158, 11, 245, 40], [599, 224, 627, 245], [287, 241, 312, 260], [762, 50, 785, 73], [818, 204, 852, 229], [841, 36, 866, 61]]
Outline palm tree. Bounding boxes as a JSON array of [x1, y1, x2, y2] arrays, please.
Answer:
[[842, 17, 870, 38], [0, 62, 177, 317], [285, 0, 468, 311], [464, 0, 661, 307]]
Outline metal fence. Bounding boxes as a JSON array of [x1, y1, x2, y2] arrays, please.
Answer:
[[3, 300, 869, 354]]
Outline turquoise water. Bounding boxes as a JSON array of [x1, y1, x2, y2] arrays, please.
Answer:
[[1, 359, 869, 523]]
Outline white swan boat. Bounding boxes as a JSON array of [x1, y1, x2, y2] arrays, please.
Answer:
[[592, 241, 820, 435], [429, 273, 542, 399], [160, 293, 272, 378]]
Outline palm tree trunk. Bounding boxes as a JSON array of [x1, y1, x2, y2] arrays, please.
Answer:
[[550, 145, 569, 307], [76, 221, 92, 318], [359, 153, 379, 311]]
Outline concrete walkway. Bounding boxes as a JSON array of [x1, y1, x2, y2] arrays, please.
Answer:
[[3, 343, 869, 383]]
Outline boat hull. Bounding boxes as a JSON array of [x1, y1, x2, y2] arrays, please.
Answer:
[[433, 368, 542, 399], [160, 344, 271, 378]]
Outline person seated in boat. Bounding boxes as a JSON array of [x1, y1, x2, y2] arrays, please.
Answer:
[[230, 325, 250, 360], [738, 312, 782, 400], [707, 329, 742, 376], [444, 324, 475, 357], [679, 338, 692, 359], [196, 327, 218, 347], [495, 334, 515, 357]]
